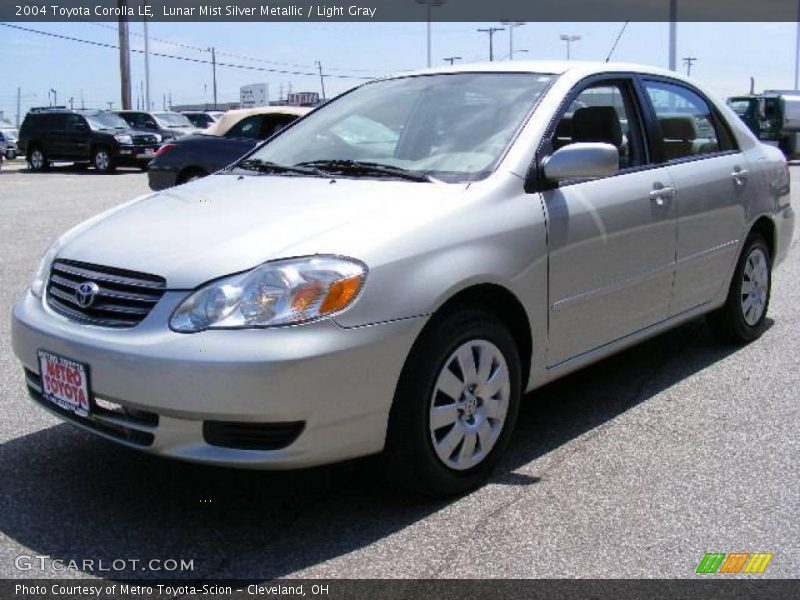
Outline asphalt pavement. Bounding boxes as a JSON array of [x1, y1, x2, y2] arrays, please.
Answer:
[[0, 160, 798, 580]]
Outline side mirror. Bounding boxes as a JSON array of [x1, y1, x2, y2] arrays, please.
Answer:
[[542, 143, 619, 182]]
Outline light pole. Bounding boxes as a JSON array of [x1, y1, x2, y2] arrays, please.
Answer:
[[795, 0, 800, 89], [48, 88, 57, 106], [477, 26, 505, 61], [501, 21, 525, 61], [416, 0, 446, 68], [669, 0, 677, 71], [560, 34, 581, 60], [443, 56, 462, 65], [143, 20, 151, 111]]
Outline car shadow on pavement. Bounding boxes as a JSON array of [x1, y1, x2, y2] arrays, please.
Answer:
[[15, 164, 146, 176], [0, 317, 761, 580]]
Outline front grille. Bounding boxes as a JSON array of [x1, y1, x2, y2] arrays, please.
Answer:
[[203, 420, 305, 451], [24, 369, 157, 447], [46, 259, 166, 328], [133, 134, 158, 145]]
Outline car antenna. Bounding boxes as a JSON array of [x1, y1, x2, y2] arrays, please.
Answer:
[[605, 21, 629, 62]]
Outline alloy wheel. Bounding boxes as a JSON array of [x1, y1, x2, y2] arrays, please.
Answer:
[[30, 150, 44, 170], [94, 151, 110, 172]]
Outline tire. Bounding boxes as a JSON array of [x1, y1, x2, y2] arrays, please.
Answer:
[[381, 309, 522, 496], [706, 233, 771, 344], [28, 147, 49, 172], [92, 148, 116, 173], [6, 148, 16, 160]]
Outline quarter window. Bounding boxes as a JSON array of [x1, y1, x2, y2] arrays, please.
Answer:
[[643, 80, 734, 161]]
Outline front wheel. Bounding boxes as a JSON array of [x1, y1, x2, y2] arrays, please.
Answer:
[[92, 148, 116, 173], [381, 309, 521, 496], [707, 233, 772, 343]]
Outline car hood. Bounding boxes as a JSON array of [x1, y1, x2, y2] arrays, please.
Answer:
[[57, 173, 468, 288]]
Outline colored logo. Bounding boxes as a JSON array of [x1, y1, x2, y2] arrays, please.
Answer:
[[696, 552, 773, 574]]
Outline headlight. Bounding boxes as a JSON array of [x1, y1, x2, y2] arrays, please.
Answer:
[[170, 256, 367, 333], [114, 134, 133, 145], [153, 133, 162, 143], [31, 240, 62, 298]]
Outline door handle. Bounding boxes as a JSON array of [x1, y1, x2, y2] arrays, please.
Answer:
[[732, 168, 749, 186], [649, 185, 675, 206]]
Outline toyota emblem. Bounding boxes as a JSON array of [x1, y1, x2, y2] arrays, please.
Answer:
[[75, 281, 100, 308]]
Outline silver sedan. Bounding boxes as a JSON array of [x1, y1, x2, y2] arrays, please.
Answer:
[[11, 61, 794, 496]]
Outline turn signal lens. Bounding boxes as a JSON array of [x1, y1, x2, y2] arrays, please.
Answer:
[[320, 275, 363, 315]]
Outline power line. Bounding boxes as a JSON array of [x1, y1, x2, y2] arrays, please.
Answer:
[[0, 23, 377, 80], [81, 21, 376, 74]]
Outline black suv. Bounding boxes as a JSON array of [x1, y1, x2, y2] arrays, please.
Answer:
[[18, 108, 161, 173]]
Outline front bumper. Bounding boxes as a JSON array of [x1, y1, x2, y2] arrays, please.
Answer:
[[115, 144, 159, 165], [12, 289, 424, 468]]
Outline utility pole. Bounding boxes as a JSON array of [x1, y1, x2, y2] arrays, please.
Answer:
[[682, 56, 697, 77], [206, 46, 218, 110], [80, 89, 85, 109], [16, 87, 21, 128], [69, 97, 74, 110], [443, 56, 462, 65], [669, 0, 677, 71], [477, 27, 505, 61], [501, 21, 525, 61], [107, 101, 114, 110], [163, 93, 166, 110], [139, 80, 144, 110], [117, 0, 132, 109], [315, 60, 326, 100], [143, 20, 151, 111]]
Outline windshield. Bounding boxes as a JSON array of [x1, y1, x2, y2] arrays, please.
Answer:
[[154, 112, 195, 128], [83, 112, 130, 130], [246, 72, 554, 183], [728, 99, 754, 116]]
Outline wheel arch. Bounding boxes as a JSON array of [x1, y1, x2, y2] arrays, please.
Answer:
[[749, 214, 776, 260], [424, 283, 533, 390]]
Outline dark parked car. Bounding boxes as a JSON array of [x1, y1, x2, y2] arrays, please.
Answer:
[[0, 129, 19, 159], [17, 109, 161, 173], [115, 110, 202, 142], [147, 106, 309, 190]]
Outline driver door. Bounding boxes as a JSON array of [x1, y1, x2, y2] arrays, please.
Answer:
[[540, 77, 677, 367]]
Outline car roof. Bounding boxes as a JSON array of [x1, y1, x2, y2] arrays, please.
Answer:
[[381, 60, 693, 84], [205, 105, 311, 136]]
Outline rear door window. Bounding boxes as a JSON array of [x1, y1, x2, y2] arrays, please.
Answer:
[[642, 80, 736, 161]]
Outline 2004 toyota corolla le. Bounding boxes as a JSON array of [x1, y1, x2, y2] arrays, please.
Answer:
[[11, 62, 794, 496]]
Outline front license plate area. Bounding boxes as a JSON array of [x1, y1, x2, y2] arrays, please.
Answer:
[[37, 350, 91, 418]]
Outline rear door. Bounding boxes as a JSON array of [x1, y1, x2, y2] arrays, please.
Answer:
[[639, 78, 748, 315], [63, 114, 91, 159], [540, 76, 677, 366], [45, 114, 69, 159]]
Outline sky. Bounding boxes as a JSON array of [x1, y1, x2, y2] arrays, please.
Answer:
[[1, 21, 798, 126]]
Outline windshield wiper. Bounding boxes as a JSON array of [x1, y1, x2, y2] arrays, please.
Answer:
[[236, 159, 328, 178], [295, 160, 433, 182]]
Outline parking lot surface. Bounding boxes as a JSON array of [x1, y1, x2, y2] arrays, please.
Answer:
[[0, 161, 798, 579]]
